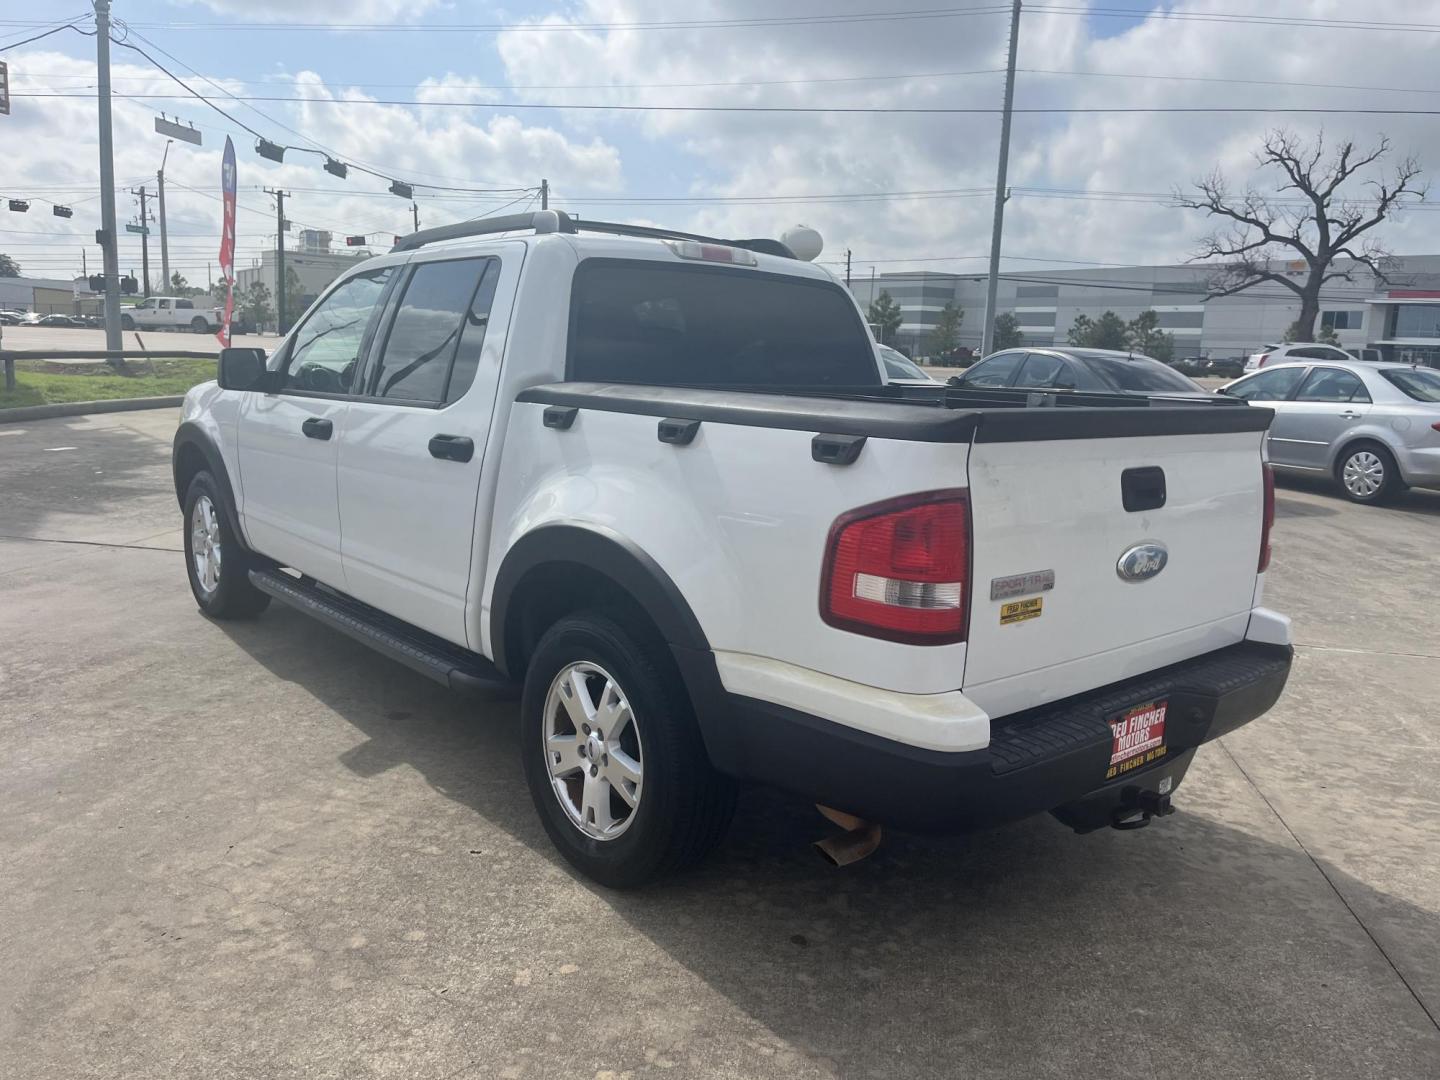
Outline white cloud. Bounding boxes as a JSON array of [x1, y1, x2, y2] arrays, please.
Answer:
[[0, 53, 622, 282], [493, 0, 1440, 271]]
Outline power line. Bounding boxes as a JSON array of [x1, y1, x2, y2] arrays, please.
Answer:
[[0, 18, 90, 52], [24, 89, 1440, 117], [89, 6, 1015, 33]]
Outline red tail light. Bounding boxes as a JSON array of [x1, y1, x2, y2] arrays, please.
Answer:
[[1257, 353, 1271, 367], [1258, 463, 1275, 572], [1431, 421, 1440, 432], [820, 490, 970, 644]]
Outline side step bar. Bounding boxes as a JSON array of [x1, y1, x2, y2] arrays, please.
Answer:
[[249, 569, 515, 698]]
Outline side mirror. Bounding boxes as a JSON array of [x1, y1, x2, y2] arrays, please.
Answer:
[[218, 347, 269, 391], [1213, 386, 1231, 395]]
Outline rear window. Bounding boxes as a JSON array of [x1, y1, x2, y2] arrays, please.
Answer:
[[1079, 354, 1200, 393], [1381, 367, 1440, 402], [568, 260, 878, 388]]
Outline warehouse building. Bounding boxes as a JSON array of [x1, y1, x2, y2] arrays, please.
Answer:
[[0, 275, 101, 316], [852, 255, 1440, 366]]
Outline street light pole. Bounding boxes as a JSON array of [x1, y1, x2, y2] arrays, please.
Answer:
[[131, 185, 151, 296], [981, 0, 1022, 356], [157, 138, 172, 292], [93, 0, 122, 352]]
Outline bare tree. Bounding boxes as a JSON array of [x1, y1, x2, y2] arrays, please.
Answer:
[[1175, 130, 1425, 341]]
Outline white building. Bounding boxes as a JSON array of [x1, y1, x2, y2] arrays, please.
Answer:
[[853, 255, 1440, 366]]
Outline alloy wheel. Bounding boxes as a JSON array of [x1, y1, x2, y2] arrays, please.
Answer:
[[542, 661, 644, 840], [190, 494, 222, 595]]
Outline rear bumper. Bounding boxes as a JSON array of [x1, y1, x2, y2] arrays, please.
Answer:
[[1397, 445, 1440, 487], [679, 641, 1292, 833]]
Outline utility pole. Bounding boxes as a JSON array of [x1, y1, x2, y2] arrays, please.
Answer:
[[540, 178, 549, 210], [412, 202, 420, 233], [845, 248, 852, 288], [131, 185, 151, 296], [94, 0, 122, 352], [981, 0, 1021, 357], [265, 188, 288, 333], [157, 139, 172, 292]]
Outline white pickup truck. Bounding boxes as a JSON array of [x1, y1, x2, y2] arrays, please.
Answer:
[[173, 211, 1293, 887], [123, 295, 224, 334]]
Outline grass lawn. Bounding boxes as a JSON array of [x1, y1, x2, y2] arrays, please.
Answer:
[[0, 358, 216, 410]]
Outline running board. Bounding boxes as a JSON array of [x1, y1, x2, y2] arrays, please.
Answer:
[[248, 569, 515, 698]]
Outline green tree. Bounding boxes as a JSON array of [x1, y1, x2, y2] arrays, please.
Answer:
[[240, 281, 274, 330], [1068, 310, 1129, 349], [867, 290, 903, 345], [169, 271, 203, 297], [926, 302, 964, 359], [209, 279, 230, 303], [1316, 323, 1342, 346], [1126, 309, 1176, 363], [992, 311, 1023, 350], [0, 253, 21, 277]]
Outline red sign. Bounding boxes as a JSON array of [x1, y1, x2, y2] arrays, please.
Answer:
[[216, 136, 237, 347], [1107, 700, 1168, 780]]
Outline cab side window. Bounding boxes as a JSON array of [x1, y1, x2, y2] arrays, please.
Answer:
[[1227, 367, 1306, 401], [281, 269, 394, 395], [961, 351, 1024, 388], [1295, 367, 1370, 403], [368, 258, 499, 405]]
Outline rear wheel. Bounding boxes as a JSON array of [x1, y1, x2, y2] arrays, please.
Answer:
[[520, 612, 736, 888], [191, 316, 210, 333], [183, 471, 270, 618], [1336, 442, 1402, 505]]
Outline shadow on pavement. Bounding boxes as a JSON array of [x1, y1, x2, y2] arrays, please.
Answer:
[[1275, 472, 1440, 519], [0, 415, 174, 541], [217, 605, 1440, 1078]]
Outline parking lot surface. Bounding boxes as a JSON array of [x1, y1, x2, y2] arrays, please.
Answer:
[[1, 409, 1437, 1079], [1, 324, 274, 360]]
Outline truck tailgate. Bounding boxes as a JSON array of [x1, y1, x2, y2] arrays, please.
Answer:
[[962, 428, 1267, 717]]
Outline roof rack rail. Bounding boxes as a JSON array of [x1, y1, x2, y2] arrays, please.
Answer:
[[391, 209, 795, 258]]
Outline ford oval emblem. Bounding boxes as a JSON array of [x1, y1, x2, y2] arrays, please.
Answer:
[[1117, 542, 1168, 583]]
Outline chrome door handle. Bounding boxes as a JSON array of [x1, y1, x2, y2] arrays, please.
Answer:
[[1338, 411, 1361, 420]]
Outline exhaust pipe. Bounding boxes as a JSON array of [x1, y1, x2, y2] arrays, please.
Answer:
[[813, 805, 883, 867]]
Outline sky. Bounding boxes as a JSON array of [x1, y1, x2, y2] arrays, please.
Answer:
[[1, 0, 1437, 287]]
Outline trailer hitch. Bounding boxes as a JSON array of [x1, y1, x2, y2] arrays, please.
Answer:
[[1110, 787, 1176, 831]]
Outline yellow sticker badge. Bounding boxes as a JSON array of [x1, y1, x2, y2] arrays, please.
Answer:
[[1000, 597, 1043, 625]]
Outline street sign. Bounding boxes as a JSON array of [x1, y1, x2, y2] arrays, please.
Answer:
[[0, 60, 10, 117], [154, 115, 202, 145], [126, 223, 150, 235]]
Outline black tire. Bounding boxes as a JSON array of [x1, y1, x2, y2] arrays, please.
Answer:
[[520, 611, 736, 888], [182, 471, 270, 618], [120, 314, 135, 330], [1335, 442, 1404, 505], [191, 317, 210, 334]]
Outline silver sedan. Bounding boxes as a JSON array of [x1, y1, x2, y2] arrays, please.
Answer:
[[1221, 360, 1440, 504]]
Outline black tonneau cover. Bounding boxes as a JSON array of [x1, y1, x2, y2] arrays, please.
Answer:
[[515, 382, 1274, 444]]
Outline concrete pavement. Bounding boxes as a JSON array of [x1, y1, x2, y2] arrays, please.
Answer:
[[1, 410, 1436, 1079]]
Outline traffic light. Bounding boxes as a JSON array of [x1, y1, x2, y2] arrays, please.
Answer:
[[345, 235, 366, 247], [52, 205, 73, 218], [88, 275, 104, 293], [7, 199, 29, 212], [257, 139, 285, 162], [120, 276, 138, 295], [389, 180, 413, 199], [324, 158, 348, 179]]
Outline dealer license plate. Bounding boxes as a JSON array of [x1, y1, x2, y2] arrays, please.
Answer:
[[1106, 699, 1168, 781]]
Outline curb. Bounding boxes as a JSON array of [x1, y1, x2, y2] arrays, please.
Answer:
[[0, 396, 185, 424]]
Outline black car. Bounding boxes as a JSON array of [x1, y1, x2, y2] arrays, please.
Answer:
[[951, 346, 1207, 396], [1205, 356, 1247, 379], [36, 314, 86, 328], [1168, 355, 1210, 376]]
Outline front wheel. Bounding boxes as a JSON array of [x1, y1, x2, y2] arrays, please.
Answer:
[[1337, 443, 1403, 505], [183, 471, 270, 618], [520, 612, 736, 888], [120, 314, 135, 330]]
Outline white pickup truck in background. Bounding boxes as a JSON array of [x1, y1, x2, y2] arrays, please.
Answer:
[[122, 295, 224, 334], [172, 210, 1293, 887]]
